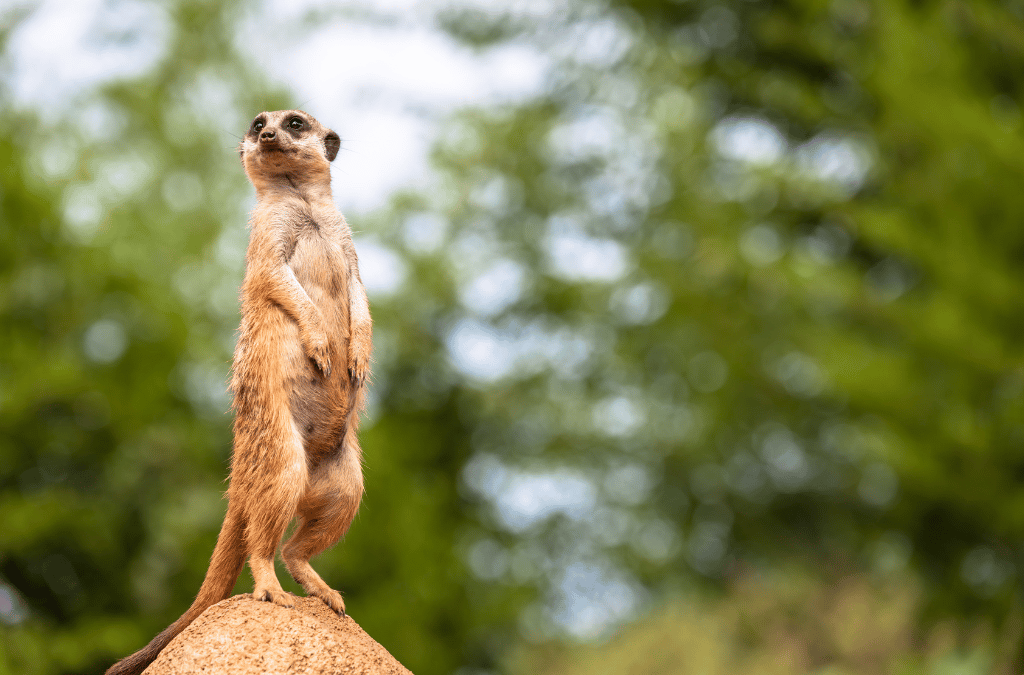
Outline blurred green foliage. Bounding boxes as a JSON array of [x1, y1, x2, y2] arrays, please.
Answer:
[[2, 0, 1024, 673], [512, 567, 1021, 675]]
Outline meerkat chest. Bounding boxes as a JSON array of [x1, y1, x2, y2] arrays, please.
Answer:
[[286, 210, 349, 303]]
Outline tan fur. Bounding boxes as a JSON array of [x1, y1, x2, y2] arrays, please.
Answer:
[[107, 110, 371, 675]]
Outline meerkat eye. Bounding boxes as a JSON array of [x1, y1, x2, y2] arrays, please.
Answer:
[[253, 120, 265, 133], [289, 118, 304, 130]]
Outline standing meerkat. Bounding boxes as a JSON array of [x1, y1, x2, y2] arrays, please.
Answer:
[[107, 110, 371, 675]]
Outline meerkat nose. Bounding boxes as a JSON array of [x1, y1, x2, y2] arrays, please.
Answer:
[[260, 129, 276, 141]]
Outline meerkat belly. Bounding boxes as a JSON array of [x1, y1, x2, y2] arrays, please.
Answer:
[[287, 233, 352, 461]]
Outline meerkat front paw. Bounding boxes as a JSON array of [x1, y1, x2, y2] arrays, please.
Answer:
[[303, 326, 332, 376], [348, 355, 369, 387], [347, 334, 371, 386]]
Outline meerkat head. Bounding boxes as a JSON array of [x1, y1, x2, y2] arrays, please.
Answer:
[[240, 110, 341, 191]]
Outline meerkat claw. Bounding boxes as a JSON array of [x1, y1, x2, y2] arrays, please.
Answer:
[[348, 355, 370, 387], [311, 351, 331, 376]]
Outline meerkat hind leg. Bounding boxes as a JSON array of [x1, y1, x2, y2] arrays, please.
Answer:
[[282, 435, 363, 615], [244, 420, 308, 609]]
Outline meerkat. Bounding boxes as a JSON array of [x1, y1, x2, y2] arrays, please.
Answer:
[[107, 110, 371, 675]]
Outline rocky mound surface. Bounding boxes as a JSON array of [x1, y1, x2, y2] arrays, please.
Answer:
[[143, 594, 412, 674]]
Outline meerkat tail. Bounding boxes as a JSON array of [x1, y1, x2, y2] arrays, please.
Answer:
[[105, 504, 246, 675]]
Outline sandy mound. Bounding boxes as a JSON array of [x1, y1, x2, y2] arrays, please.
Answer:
[[143, 595, 412, 674]]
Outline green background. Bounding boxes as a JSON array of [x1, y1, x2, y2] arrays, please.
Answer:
[[2, 0, 1024, 673]]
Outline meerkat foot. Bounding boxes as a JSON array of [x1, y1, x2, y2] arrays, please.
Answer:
[[253, 587, 295, 608], [311, 586, 346, 616]]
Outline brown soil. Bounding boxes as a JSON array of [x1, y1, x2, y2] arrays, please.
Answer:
[[143, 595, 413, 674]]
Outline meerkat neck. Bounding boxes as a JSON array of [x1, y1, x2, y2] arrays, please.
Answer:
[[255, 174, 334, 208]]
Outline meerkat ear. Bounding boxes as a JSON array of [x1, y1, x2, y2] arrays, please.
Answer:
[[324, 131, 340, 162]]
